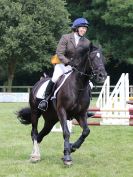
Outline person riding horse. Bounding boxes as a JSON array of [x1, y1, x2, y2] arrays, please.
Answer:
[[17, 20, 107, 164], [38, 18, 93, 111]]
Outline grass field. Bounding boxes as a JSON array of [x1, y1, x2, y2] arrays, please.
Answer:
[[0, 102, 133, 177]]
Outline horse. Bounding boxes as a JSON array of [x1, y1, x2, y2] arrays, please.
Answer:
[[17, 44, 107, 166]]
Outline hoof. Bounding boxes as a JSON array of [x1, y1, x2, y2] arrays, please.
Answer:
[[61, 155, 73, 166], [64, 160, 73, 166], [30, 156, 41, 163]]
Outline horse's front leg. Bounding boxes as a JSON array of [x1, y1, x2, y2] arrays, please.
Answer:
[[30, 110, 40, 162], [70, 116, 90, 153], [57, 107, 72, 166]]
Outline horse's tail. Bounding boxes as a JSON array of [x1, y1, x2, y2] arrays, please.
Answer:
[[17, 107, 32, 125]]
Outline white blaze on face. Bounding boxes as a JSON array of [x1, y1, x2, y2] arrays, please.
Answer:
[[96, 52, 100, 58]]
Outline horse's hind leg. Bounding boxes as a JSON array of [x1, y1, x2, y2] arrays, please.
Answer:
[[70, 116, 90, 153], [30, 109, 41, 162], [37, 118, 58, 143]]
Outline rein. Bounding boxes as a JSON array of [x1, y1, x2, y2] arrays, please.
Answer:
[[72, 54, 95, 80], [72, 56, 94, 91], [72, 66, 91, 77]]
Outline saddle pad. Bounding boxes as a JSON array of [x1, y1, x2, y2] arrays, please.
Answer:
[[36, 71, 72, 99], [36, 80, 50, 99]]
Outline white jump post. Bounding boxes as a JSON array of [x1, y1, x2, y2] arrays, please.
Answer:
[[96, 76, 110, 109], [95, 73, 130, 125]]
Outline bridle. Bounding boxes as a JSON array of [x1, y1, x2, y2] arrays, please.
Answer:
[[72, 51, 95, 80]]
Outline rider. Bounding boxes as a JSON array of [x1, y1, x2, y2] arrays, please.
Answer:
[[38, 17, 93, 111]]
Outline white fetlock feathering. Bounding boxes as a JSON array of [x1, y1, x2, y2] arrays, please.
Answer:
[[30, 140, 41, 162]]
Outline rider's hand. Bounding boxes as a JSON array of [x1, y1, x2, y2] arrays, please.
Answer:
[[65, 58, 73, 66]]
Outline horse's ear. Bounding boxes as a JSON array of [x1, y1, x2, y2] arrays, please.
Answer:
[[90, 43, 99, 53]]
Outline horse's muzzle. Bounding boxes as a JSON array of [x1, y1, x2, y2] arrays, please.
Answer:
[[94, 71, 107, 84], [98, 72, 107, 83]]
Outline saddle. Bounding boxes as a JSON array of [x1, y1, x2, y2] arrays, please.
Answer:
[[36, 71, 72, 100], [51, 71, 72, 100]]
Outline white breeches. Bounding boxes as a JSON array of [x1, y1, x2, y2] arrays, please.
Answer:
[[51, 64, 72, 83]]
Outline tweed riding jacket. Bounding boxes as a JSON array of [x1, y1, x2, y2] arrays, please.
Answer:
[[56, 32, 91, 64]]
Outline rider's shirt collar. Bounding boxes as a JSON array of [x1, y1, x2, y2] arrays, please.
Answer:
[[74, 33, 81, 46]]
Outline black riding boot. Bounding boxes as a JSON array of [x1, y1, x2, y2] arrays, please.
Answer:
[[38, 80, 55, 111]]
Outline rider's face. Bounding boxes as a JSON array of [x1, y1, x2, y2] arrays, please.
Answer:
[[78, 26, 88, 36]]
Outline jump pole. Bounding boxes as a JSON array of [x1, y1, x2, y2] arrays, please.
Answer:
[[91, 114, 133, 119], [88, 122, 133, 126], [73, 120, 133, 126], [88, 108, 133, 112]]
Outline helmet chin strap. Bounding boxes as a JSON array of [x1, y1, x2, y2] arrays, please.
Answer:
[[77, 32, 83, 37], [76, 28, 86, 37], [76, 29, 82, 37]]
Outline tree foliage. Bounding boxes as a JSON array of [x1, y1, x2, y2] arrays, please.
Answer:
[[0, 0, 70, 88], [66, 0, 133, 64], [102, 0, 133, 28], [85, 0, 133, 64], [0, 0, 133, 86]]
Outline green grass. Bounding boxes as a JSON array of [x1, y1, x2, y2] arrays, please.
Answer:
[[0, 103, 133, 177]]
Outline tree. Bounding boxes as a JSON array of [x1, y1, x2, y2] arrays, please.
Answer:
[[83, 0, 133, 64], [66, 0, 133, 64], [102, 0, 133, 28], [66, 0, 92, 21], [0, 0, 70, 90], [102, 0, 133, 63]]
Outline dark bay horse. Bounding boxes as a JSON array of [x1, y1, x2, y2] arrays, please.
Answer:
[[17, 45, 107, 165]]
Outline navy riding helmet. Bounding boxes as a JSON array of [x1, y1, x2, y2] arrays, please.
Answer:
[[71, 18, 89, 29]]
